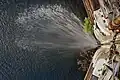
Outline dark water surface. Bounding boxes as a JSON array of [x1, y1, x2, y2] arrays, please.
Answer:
[[0, 0, 87, 80]]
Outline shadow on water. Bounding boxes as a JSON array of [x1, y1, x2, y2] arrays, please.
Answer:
[[0, 0, 97, 80]]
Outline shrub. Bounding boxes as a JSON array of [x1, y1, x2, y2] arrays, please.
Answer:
[[83, 17, 93, 34]]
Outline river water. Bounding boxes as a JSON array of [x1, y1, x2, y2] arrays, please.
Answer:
[[0, 0, 97, 80]]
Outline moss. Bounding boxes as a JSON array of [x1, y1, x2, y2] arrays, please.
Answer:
[[83, 17, 93, 34]]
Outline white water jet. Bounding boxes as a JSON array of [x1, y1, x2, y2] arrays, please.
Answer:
[[15, 5, 98, 51]]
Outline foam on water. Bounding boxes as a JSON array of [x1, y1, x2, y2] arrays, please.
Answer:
[[15, 5, 97, 51]]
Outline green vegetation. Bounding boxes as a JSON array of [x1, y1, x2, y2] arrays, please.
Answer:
[[83, 17, 93, 34]]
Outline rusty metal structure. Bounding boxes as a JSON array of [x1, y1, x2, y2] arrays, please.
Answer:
[[82, 0, 100, 24]]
